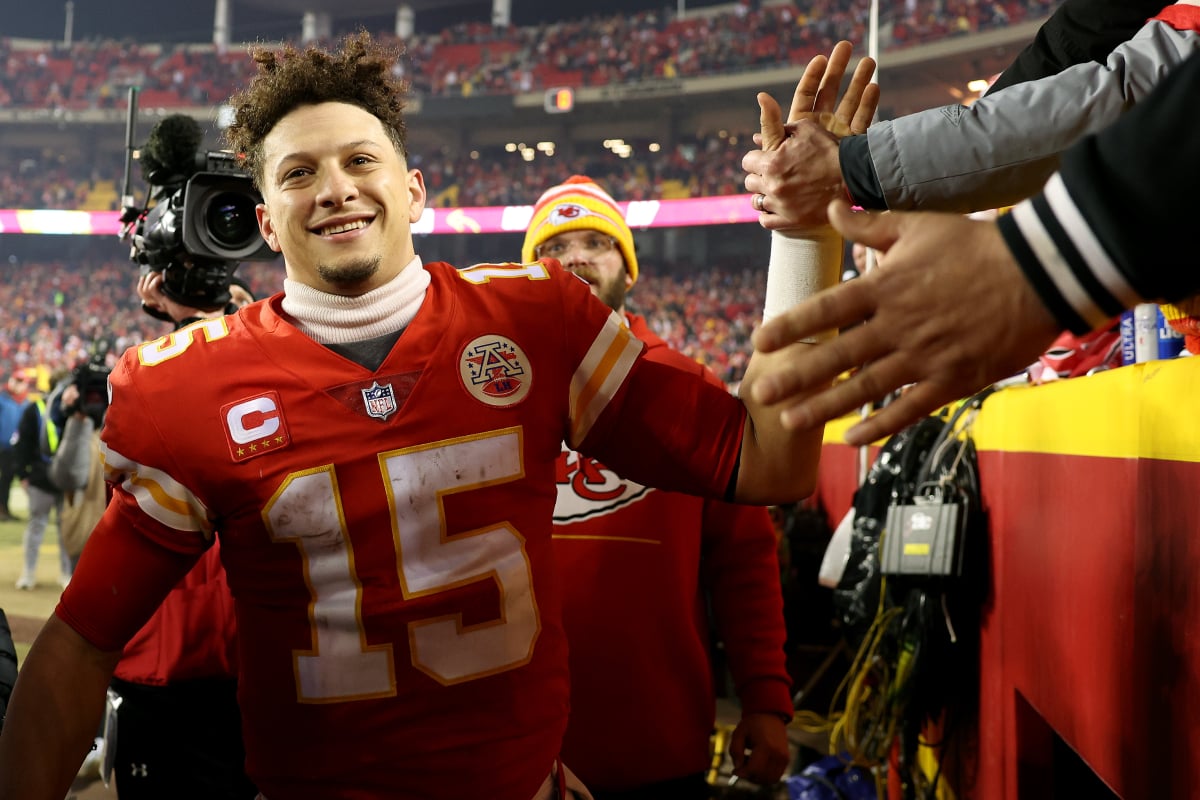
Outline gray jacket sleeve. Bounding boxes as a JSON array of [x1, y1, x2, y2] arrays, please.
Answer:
[[48, 415, 96, 492], [866, 16, 1197, 213]]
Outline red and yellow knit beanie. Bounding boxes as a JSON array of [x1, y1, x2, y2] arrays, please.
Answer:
[[521, 175, 638, 284]]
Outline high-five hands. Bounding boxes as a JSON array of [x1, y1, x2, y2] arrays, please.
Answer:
[[744, 41, 878, 228], [751, 201, 1062, 445]]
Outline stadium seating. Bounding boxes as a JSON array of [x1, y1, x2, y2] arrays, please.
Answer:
[[0, 0, 1054, 108]]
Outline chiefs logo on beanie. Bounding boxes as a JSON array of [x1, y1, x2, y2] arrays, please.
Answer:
[[521, 175, 638, 284]]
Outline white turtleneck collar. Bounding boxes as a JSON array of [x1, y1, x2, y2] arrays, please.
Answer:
[[281, 256, 431, 345]]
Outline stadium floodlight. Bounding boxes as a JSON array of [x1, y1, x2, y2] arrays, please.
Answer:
[[543, 87, 575, 114]]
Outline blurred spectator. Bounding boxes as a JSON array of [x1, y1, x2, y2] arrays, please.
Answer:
[[523, 176, 791, 794], [0, 370, 33, 521], [12, 368, 71, 591]]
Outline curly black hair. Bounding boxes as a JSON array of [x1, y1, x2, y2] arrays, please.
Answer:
[[224, 31, 409, 188]]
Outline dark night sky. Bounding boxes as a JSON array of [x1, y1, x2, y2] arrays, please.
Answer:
[[6, 1, 728, 43]]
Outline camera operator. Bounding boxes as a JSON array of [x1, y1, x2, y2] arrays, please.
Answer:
[[0, 370, 33, 523], [137, 266, 253, 326], [46, 370, 110, 564], [33, 111, 264, 797], [79, 265, 260, 800]]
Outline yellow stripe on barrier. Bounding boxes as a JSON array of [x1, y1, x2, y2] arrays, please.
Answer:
[[972, 359, 1200, 462], [818, 358, 1200, 462]]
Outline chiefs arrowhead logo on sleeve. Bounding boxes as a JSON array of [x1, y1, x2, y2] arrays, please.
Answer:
[[459, 334, 532, 407], [554, 445, 651, 523], [222, 391, 292, 462]]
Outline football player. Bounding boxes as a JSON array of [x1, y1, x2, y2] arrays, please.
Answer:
[[0, 32, 858, 800]]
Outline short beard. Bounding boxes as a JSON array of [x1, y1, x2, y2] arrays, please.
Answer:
[[571, 267, 626, 313], [317, 255, 382, 287], [593, 277, 626, 314]]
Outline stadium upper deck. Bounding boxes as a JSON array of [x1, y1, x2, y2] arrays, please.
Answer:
[[1, 0, 1053, 166]]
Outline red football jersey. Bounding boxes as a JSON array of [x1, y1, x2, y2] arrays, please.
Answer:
[[59, 261, 746, 800]]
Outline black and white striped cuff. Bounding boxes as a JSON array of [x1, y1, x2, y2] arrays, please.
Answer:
[[997, 173, 1141, 334]]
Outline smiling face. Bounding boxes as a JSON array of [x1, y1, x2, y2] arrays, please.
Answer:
[[255, 101, 426, 296]]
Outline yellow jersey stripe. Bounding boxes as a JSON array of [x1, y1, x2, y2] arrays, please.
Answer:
[[570, 311, 643, 447], [100, 444, 213, 534]]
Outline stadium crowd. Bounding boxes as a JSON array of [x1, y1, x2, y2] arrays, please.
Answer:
[[0, 132, 750, 211], [0, 257, 765, 391], [631, 262, 765, 387], [1, 0, 1052, 109], [417, 133, 751, 207], [0, 153, 126, 212], [1, 0, 1055, 211], [0, 259, 280, 390]]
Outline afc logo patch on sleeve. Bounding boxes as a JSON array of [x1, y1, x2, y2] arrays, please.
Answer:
[[459, 334, 532, 407], [222, 391, 292, 462]]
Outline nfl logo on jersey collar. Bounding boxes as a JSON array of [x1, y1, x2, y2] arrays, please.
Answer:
[[362, 381, 398, 421], [459, 334, 531, 407]]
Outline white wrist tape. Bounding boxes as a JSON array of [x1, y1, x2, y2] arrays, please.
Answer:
[[762, 226, 843, 340]]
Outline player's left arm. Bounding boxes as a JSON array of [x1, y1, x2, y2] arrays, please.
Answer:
[[702, 500, 793, 783], [557, 263, 819, 505]]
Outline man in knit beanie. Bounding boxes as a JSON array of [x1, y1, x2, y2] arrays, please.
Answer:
[[526, 176, 793, 798], [521, 175, 639, 312]]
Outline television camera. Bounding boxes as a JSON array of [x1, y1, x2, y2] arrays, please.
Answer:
[[118, 94, 275, 312], [64, 338, 115, 427]]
